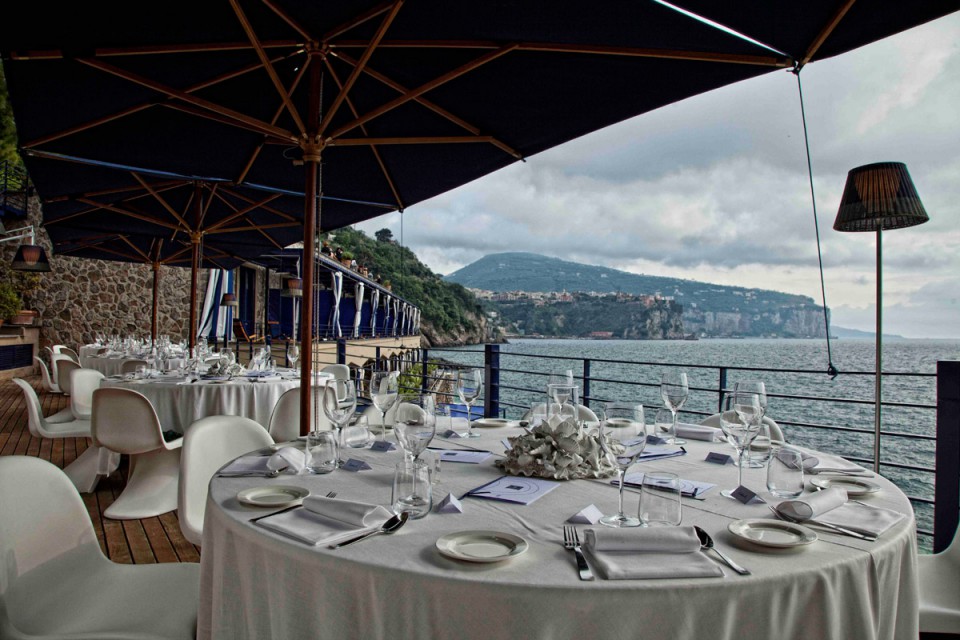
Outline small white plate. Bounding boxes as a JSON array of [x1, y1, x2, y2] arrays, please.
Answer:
[[809, 476, 881, 497], [728, 518, 817, 549], [436, 530, 528, 563], [472, 418, 510, 429], [237, 485, 309, 508]]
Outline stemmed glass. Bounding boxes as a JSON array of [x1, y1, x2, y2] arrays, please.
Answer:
[[660, 371, 689, 445], [598, 403, 648, 527], [734, 381, 769, 468], [322, 378, 357, 466], [456, 368, 483, 438], [718, 391, 762, 498], [394, 394, 437, 462], [370, 371, 399, 441], [286, 343, 300, 370]]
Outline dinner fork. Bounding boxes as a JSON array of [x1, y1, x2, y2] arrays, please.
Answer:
[[562, 526, 594, 581]]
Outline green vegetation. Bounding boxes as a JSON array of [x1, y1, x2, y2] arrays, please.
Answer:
[[0, 281, 21, 321], [0, 66, 23, 170], [327, 227, 484, 336]]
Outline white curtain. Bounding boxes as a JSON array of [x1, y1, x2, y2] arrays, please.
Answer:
[[352, 282, 365, 338], [392, 298, 400, 336], [401, 303, 410, 335], [198, 269, 233, 342], [383, 294, 392, 336], [369, 289, 380, 338], [329, 271, 343, 338]]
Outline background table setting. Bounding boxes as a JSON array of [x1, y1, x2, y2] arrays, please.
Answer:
[[198, 413, 918, 640]]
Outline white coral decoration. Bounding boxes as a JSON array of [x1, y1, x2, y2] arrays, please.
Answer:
[[497, 415, 618, 480]]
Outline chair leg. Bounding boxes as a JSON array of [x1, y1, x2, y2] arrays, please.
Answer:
[[63, 444, 116, 493], [103, 447, 181, 520]]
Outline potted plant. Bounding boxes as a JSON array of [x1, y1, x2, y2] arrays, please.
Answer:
[[0, 282, 22, 328], [341, 251, 353, 268]]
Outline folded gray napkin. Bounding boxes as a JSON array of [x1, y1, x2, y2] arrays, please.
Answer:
[[777, 487, 904, 537], [583, 527, 723, 580], [256, 496, 393, 546], [676, 423, 723, 442], [219, 455, 270, 475]]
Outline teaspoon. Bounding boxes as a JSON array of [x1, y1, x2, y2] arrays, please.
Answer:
[[330, 512, 409, 549]]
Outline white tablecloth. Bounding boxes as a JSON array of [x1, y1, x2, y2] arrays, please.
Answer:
[[82, 354, 187, 377], [100, 374, 300, 433], [198, 430, 918, 640]]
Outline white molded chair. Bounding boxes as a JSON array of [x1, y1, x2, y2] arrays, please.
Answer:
[[700, 413, 785, 442], [91, 387, 183, 520], [53, 355, 80, 395], [12, 378, 118, 493], [70, 368, 105, 420], [120, 358, 149, 375], [0, 455, 200, 640], [520, 403, 600, 423], [34, 355, 62, 395], [179, 416, 274, 546], [52, 345, 81, 363], [919, 527, 960, 634], [268, 387, 332, 441], [321, 364, 350, 380]]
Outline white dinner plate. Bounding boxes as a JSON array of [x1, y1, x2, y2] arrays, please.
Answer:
[[237, 485, 309, 508], [436, 530, 528, 563], [809, 477, 881, 497], [727, 518, 817, 549], [472, 418, 511, 429]]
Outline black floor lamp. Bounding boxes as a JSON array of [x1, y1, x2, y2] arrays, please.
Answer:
[[833, 162, 929, 473]]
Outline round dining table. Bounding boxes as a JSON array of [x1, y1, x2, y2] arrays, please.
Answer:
[[198, 426, 918, 640], [100, 371, 304, 433], [82, 352, 187, 377]]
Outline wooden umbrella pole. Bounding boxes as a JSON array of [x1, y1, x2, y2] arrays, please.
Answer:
[[188, 183, 203, 351], [151, 261, 161, 345]]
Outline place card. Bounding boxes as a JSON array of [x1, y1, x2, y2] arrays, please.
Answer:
[[567, 504, 603, 524], [370, 440, 396, 452], [705, 452, 735, 465], [436, 493, 464, 514], [501, 438, 513, 451], [645, 435, 669, 445], [436, 450, 492, 464], [621, 473, 716, 499], [464, 476, 560, 505], [442, 429, 464, 439], [342, 458, 372, 472], [731, 485, 764, 505]]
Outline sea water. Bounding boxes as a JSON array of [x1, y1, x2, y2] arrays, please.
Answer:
[[439, 337, 960, 549]]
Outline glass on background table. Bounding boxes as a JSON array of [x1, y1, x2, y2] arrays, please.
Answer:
[[199, 425, 918, 640]]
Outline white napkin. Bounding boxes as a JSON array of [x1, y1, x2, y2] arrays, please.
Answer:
[[267, 447, 307, 474], [257, 496, 393, 546], [219, 455, 270, 474], [808, 452, 871, 475], [777, 487, 904, 536], [677, 423, 723, 442], [583, 527, 723, 579]]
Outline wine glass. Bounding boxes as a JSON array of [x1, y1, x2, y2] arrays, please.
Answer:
[[394, 394, 437, 462], [734, 380, 769, 468], [370, 371, 399, 441], [598, 402, 648, 527], [456, 368, 483, 438], [286, 343, 300, 370], [718, 392, 762, 498], [660, 371, 689, 445], [322, 377, 357, 465]]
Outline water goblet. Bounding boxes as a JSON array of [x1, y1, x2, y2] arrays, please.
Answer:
[[719, 392, 762, 499], [598, 402, 648, 527], [456, 368, 483, 438], [286, 343, 300, 370], [392, 459, 432, 519], [734, 381, 769, 468], [370, 371, 399, 441], [394, 394, 437, 462], [322, 377, 357, 465], [654, 406, 677, 444], [660, 371, 689, 445]]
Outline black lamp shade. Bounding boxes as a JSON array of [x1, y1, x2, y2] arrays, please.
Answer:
[[220, 292, 239, 307], [834, 162, 929, 232], [12, 244, 51, 272]]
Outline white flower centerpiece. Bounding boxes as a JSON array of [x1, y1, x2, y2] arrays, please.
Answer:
[[497, 414, 618, 480]]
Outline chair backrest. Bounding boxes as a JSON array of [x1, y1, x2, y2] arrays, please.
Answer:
[[361, 401, 400, 427], [91, 388, 165, 454], [54, 356, 80, 394], [321, 364, 350, 380], [70, 369, 105, 420], [699, 413, 785, 442], [0, 456, 98, 596], [120, 359, 148, 374], [268, 387, 332, 441], [34, 356, 59, 393], [233, 319, 251, 342], [179, 416, 273, 545], [13, 378, 51, 438], [521, 403, 599, 423], [57, 346, 81, 363]]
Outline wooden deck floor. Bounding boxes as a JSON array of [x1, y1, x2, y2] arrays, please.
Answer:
[[0, 375, 199, 565]]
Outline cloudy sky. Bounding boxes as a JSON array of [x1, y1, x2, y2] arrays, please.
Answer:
[[358, 12, 960, 339]]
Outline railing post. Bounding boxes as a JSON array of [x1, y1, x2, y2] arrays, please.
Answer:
[[718, 367, 728, 411], [420, 347, 430, 395], [484, 343, 500, 419], [935, 360, 960, 552], [337, 338, 346, 365], [582, 359, 591, 408], [375, 346, 381, 370]]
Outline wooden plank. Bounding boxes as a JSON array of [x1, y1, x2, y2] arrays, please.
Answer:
[[160, 511, 201, 563], [142, 515, 181, 563], [122, 517, 158, 564]]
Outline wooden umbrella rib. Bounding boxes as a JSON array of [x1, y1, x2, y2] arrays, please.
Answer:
[[242, 216, 284, 249], [160, 101, 293, 144], [799, 0, 858, 67], [9, 41, 299, 59], [332, 135, 497, 146], [78, 57, 298, 143], [118, 235, 152, 262], [515, 42, 792, 67], [229, 0, 307, 135], [206, 221, 301, 234], [322, 0, 397, 41], [206, 192, 284, 231], [75, 197, 184, 231], [132, 172, 193, 229], [44, 180, 183, 203], [199, 183, 219, 228], [319, 0, 405, 136], [328, 43, 518, 140], [217, 186, 297, 222], [261, 0, 314, 41], [333, 50, 523, 160]]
